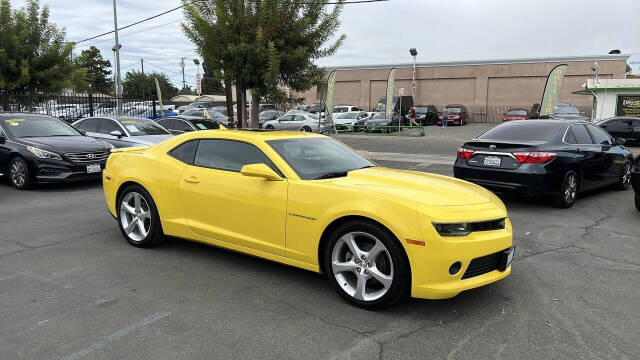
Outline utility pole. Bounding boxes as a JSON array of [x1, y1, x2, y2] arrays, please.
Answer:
[[141, 58, 145, 100], [180, 57, 186, 90], [112, 0, 123, 115]]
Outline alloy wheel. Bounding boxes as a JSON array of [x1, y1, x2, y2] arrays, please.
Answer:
[[10, 160, 26, 187], [622, 163, 631, 187], [331, 232, 394, 302], [564, 174, 577, 203], [119, 192, 152, 242]]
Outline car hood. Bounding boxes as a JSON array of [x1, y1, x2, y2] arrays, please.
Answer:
[[16, 136, 110, 153], [127, 134, 173, 145], [325, 167, 492, 207]]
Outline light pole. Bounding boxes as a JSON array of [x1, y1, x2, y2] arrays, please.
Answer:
[[193, 59, 201, 96], [409, 48, 418, 99], [112, 0, 123, 115]]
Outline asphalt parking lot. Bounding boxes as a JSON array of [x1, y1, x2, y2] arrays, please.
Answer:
[[1, 124, 638, 360]]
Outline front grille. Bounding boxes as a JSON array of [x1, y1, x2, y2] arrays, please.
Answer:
[[469, 218, 506, 232], [462, 251, 502, 279], [65, 150, 110, 164]]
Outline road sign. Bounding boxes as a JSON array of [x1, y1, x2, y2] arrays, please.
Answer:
[[399, 87, 405, 95], [196, 74, 202, 96]]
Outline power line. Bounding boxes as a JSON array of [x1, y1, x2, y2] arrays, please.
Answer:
[[144, 60, 182, 75], [80, 20, 182, 47], [72, 0, 390, 44]]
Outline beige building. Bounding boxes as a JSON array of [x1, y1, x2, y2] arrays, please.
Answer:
[[300, 54, 630, 122]]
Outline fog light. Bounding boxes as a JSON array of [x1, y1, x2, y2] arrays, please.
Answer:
[[449, 261, 462, 275]]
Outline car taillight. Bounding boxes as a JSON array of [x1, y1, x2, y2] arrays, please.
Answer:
[[457, 147, 475, 160], [512, 151, 557, 163]]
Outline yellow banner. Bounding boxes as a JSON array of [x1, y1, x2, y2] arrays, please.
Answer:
[[385, 68, 396, 118], [540, 64, 568, 117], [325, 70, 337, 122]]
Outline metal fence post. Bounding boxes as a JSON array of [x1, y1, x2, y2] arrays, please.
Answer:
[[88, 92, 94, 117], [1, 90, 8, 111]]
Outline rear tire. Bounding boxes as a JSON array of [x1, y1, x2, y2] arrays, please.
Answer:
[[265, 125, 274, 130], [323, 220, 410, 309], [301, 126, 312, 132], [614, 161, 632, 190], [117, 184, 165, 248], [9, 157, 31, 190], [553, 171, 578, 208]]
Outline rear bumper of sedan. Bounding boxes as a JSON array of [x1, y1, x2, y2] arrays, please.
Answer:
[[453, 158, 563, 196], [411, 205, 513, 299]]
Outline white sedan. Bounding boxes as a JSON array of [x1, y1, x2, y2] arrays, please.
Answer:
[[334, 111, 371, 131], [262, 111, 332, 133]]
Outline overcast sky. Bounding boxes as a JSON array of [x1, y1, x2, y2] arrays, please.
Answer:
[[13, 0, 640, 87]]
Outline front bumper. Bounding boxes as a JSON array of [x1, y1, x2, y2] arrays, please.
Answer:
[[30, 159, 106, 183], [410, 203, 513, 299]]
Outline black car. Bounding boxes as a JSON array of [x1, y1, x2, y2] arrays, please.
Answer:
[[596, 117, 640, 145], [550, 103, 589, 121], [453, 120, 633, 208], [632, 155, 640, 211], [414, 105, 438, 125], [0, 113, 113, 189], [156, 116, 221, 135]]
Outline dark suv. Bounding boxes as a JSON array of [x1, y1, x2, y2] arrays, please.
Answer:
[[414, 105, 438, 125]]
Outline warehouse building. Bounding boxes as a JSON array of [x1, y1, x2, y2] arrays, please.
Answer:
[[300, 54, 630, 122]]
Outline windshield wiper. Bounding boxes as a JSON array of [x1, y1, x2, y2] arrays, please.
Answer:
[[314, 171, 349, 180]]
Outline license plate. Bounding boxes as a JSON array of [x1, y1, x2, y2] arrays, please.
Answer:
[[86, 164, 101, 174], [484, 155, 502, 167]]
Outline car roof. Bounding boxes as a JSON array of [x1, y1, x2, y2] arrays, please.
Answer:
[[0, 112, 56, 118], [181, 129, 325, 142], [505, 119, 587, 125]]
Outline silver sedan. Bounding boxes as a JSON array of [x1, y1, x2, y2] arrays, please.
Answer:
[[262, 111, 331, 133]]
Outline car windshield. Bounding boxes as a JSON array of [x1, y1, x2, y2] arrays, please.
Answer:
[[118, 118, 170, 136], [414, 107, 428, 113], [444, 107, 461, 113], [339, 113, 358, 119], [507, 110, 527, 116], [554, 105, 580, 114], [2, 115, 80, 138], [478, 123, 564, 141], [268, 137, 376, 180], [372, 112, 388, 119], [189, 119, 219, 130]]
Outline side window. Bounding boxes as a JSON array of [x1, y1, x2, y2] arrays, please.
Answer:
[[587, 125, 613, 145], [633, 119, 640, 127], [99, 119, 123, 134], [194, 139, 277, 173], [156, 119, 173, 130], [75, 118, 99, 132], [571, 125, 593, 144], [564, 128, 578, 144], [280, 115, 293, 122], [295, 115, 307, 121], [168, 140, 198, 164], [173, 120, 192, 131], [353, 107, 361, 111]]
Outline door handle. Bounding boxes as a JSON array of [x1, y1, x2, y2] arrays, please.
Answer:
[[184, 176, 200, 184]]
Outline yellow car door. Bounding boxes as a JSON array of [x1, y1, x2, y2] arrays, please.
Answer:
[[178, 139, 287, 256]]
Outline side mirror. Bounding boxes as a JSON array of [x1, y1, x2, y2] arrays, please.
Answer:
[[240, 163, 283, 181], [110, 130, 124, 138], [615, 138, 626, 146]]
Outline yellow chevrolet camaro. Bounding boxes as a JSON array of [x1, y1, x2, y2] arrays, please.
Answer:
[[103, 130, 514, 309]]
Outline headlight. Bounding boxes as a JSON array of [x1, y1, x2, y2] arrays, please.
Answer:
[[432, 222, 471, 237], [104, 141, 115, 149], [26, 146, 62, 160]]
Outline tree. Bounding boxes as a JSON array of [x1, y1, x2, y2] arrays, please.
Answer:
[[122, 70, 179, 100], [201, 61, 224, 94], [177, 85, 196, 95], [182, 0, 345, 127], [0, 0, 75, 93], [75, 46, 113, 94]]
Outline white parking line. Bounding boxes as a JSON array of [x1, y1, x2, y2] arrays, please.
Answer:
[[357, 150, 455, 166], [60, 311, 171, 360]]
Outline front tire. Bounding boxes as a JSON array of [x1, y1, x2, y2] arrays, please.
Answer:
[[117, 185, 164, 248], [265, 125, 274, 130], [301, 126, 312, 132], [614, 161, 632, 190], [9, 157, 31, 190], [323, 220, 410, 309], [553, 171, 578, 208]]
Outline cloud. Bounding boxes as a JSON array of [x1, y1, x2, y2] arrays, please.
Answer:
[[10, 0, 640, 87]]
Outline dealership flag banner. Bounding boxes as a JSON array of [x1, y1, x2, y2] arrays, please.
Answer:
[[325, 70, 337, 122], [385, 67, 396, 119], [155, 77, 164, 118], [539, 64, 568, 117]]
